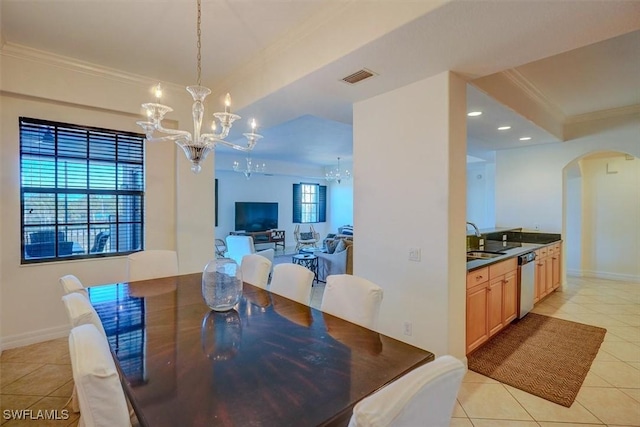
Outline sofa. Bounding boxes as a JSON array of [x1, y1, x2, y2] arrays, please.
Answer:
[[317, 239, 353, 282]]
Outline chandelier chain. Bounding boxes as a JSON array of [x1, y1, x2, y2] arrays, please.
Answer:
[[196, 0, 202, 86]]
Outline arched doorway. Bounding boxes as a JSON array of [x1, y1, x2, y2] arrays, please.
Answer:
[[563, 151, 639, 282]]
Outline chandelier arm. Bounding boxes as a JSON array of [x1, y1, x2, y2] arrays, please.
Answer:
[[154, 123, 192, 139], [146, 134, 192, 143], [214, 139, 252, 152]]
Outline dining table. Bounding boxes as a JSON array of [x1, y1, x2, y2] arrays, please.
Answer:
[[87, 273, 435, 427]]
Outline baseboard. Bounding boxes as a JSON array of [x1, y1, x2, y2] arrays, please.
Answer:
[[575, 269, 640, 282], [0, 324, 70, 352]]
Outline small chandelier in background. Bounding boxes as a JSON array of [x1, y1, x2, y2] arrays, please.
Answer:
[[233, 155, 266, 179], [136, 0, 263, 174], [325, 157, 351, 184]]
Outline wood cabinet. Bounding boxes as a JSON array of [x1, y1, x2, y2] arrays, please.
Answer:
[[466, 258, 517, 354], [534, 241, 562, 302]]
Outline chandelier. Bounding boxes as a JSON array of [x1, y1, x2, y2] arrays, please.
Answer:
[[325, 157, 351, 184], [233, 155, 266, 179], [136, 0, 262, 174]]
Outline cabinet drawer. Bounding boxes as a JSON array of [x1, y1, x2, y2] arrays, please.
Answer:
[[552, 242, 561, 254], [489, 258, 517, 278], [539, 247, 549, 257], [467, 267, 489, 289]]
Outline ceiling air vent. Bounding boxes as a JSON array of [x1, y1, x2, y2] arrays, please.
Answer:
[[341, 68, 377, 85]]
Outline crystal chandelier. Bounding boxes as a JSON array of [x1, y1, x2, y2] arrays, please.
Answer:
[[325, 157, 351, 184], [136, 0, 262, 174], [233, 155, 266, 179]]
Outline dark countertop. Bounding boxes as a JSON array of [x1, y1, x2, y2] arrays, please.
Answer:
[[466, 240, 560, 272], [466, 226, 522, 237]]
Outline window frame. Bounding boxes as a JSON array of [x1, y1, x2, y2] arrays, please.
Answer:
[[293, 182, 326, 224], [19, 117, 145, 264]]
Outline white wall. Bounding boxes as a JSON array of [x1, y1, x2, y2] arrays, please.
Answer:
[[466, 161, 496, 229], [496, 115, 640, 281], [564, 164, 582, 274], [353, 71, 467, 358], [0, 47, 214, 349], [580, 154, 639, 280]]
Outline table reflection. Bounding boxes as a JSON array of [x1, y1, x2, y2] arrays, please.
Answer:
[[201, 310, 242, 361]]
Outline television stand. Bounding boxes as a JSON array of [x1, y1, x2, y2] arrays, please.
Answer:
[[230, 230, 285, 251]]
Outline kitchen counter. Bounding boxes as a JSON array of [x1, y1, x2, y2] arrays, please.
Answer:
[[466, 240, 558, 272]]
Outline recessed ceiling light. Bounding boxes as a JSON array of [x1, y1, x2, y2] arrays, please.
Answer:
[[519, 137, 532, 141], [467, 111, 482, 117], [498, 126, 511, 130]]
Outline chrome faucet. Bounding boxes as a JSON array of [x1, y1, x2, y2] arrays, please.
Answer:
[[466, 222, 481, 237]]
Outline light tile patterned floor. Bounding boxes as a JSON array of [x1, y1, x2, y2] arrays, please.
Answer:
[[455, 275, 640, 427], [1, 275, 637, 426]]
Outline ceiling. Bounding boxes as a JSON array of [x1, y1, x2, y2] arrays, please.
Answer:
[[2, 1, 639, 167]]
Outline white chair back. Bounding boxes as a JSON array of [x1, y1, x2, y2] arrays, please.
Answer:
[[60, 274, 87, 297], [69, 324, 132, 427], [62, 293, 107, 338], [225, 236, 255, 265], [320, 274, 383, 329], [270, 263, 314, 305], [348, 355, 465, 427], [241, 254, 272, 289], [127, 250, 178, 281]]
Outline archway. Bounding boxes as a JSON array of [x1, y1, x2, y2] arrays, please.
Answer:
[[562, 151, 639, 283]]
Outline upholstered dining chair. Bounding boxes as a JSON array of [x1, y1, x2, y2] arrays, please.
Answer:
[[59, 274, 87, 298], [269, 263, 314, 305], [61, 292, 107, 414], [348, 355, 465, 427], [62, 292, 107, 338], [127, 250, 179, 282], [320, 274, 384, 329], [69, 324, 133, 427], [241, 253, 272, 289]]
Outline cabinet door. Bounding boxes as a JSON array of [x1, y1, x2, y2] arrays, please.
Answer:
[[503, 271, 518, 324], [488, 277, 504, 337], [535, 259, 546, 301], [552, 250, 561, 290], [466, 283, 488, 354], [545, 256, 553, 295]]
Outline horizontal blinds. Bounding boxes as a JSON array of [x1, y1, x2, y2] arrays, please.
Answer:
[[20, 117, 145, 262]]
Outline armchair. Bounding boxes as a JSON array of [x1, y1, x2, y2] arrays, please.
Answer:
[[225, 235, 274, 268], [316, 239, 353, 282], [293, 224, 320, 251]]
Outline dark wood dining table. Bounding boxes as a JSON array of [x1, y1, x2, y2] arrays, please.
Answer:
[[87, 273, 434, 427]]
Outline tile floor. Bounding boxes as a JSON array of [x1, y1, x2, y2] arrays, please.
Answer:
[[454, 275, 640, 427], [1, 275, 637, 426]]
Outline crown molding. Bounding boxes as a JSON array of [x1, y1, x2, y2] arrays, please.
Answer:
[[0, 42, 184, 91], [502, 69, 566, 123], [565, 104, 640, 124]]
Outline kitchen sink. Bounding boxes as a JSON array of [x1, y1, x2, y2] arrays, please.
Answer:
[[466, 250, 506, 260]]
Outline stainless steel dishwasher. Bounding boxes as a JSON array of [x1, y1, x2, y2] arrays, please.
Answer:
[[517, 251, 537, 319]]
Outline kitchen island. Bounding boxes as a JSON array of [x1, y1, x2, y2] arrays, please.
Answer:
[[465, 231, 562, 354]]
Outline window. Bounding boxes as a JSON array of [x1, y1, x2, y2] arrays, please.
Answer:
[[293, 183, 326, 223], [20, 117, 144, 263]]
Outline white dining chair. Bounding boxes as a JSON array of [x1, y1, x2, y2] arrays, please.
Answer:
[[348, 355, 465, 427], [127, 250, 178, 281], [320, 274, 383, 329], [241, 253, 272, 289], [61, 292, 107, 338], [59, 274, 87, 297], [269, 263, 314, 305], [69, 324, 132, 427]]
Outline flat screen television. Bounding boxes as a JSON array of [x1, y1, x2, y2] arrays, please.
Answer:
[[235, 202, 278, 232]]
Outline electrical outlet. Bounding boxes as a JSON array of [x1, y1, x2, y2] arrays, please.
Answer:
[[403, 321, 413, 336], [534, 223, 540, 231], [409, 248, 421, 262]]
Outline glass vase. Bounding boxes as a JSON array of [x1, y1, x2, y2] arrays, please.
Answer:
[[202, 258, 243, 311]]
